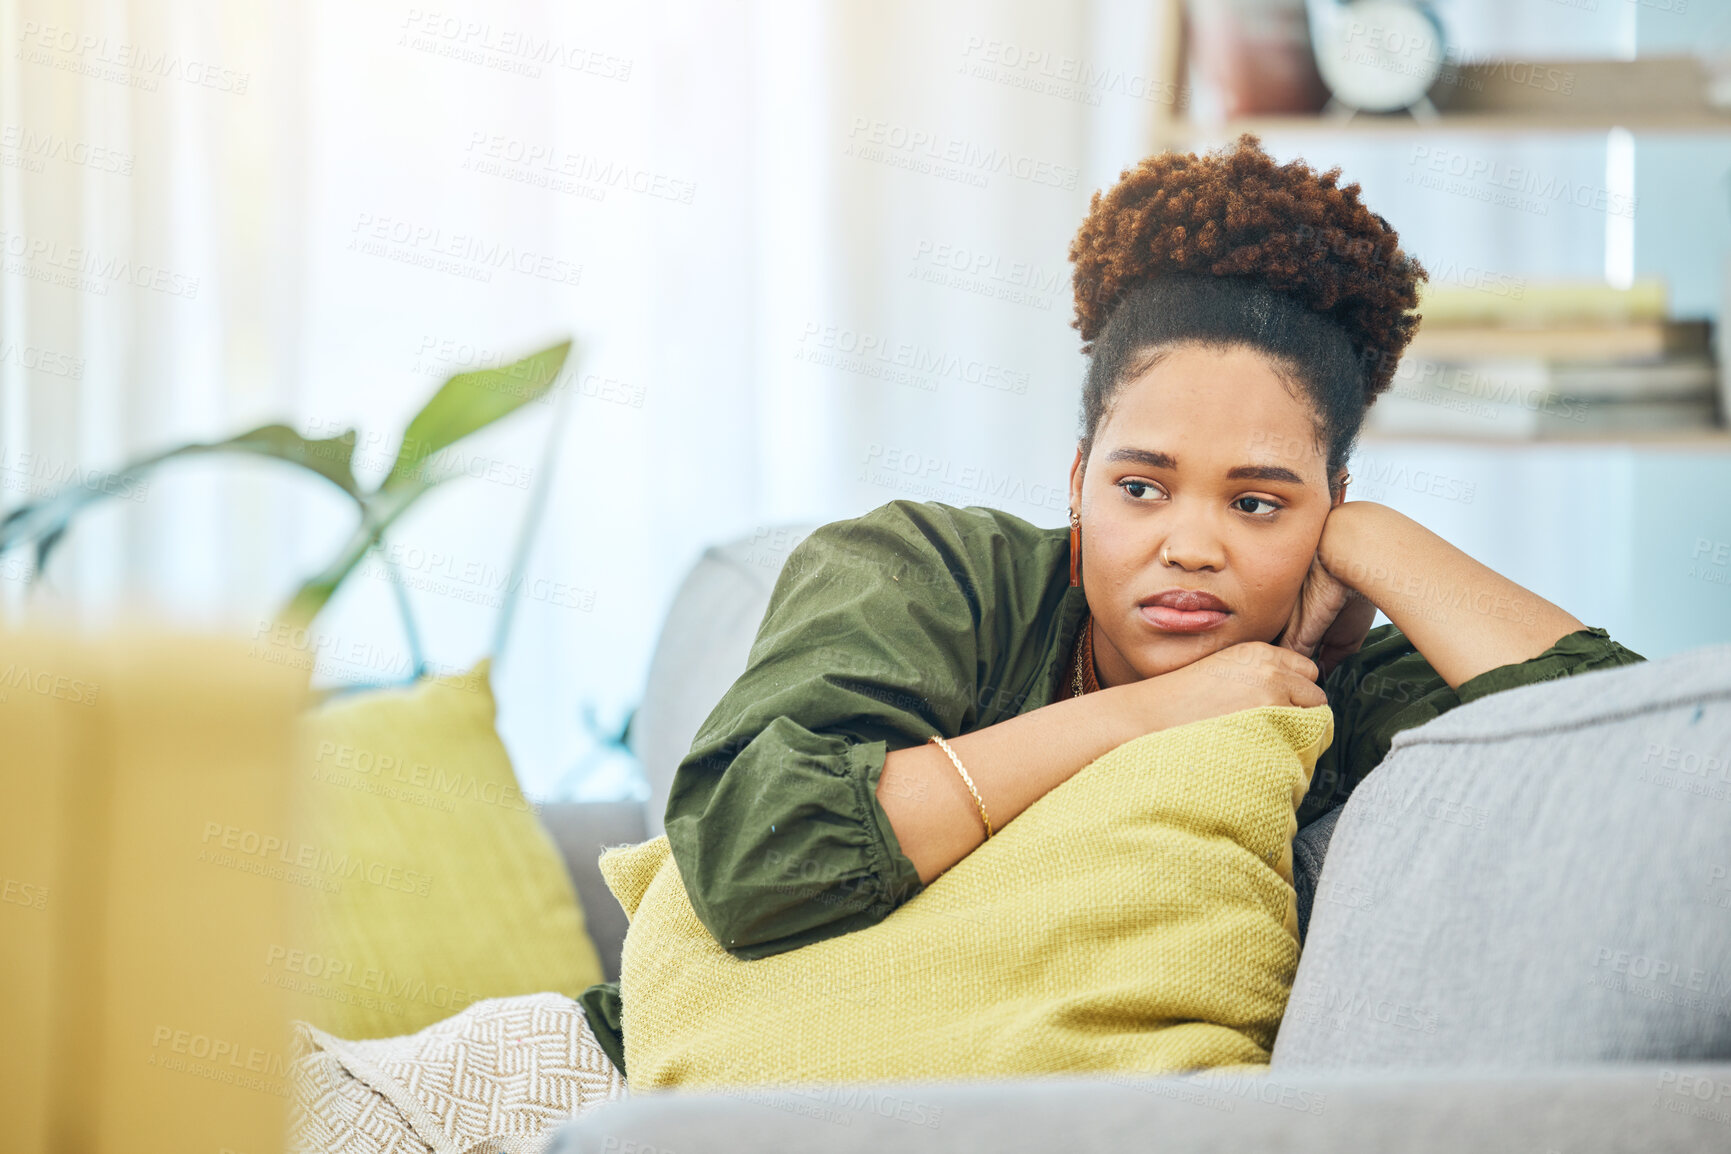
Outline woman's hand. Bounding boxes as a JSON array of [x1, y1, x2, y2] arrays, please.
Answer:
[[1276, 540, 1377, 681], [1127, 642, 1328, 735], [1291, 500, 1587, 690]]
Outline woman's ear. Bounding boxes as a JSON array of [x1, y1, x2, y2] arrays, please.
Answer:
[[1068, 446, 1085, 513]]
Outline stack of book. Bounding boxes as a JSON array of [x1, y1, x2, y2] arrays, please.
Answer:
[[1366, 279, 1722, 439]]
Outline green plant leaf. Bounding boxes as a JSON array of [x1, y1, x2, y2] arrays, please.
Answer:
[[380, 340, 571, 493], [279, 478, 443, 628], [0, 424, 361, 576], [214, 424, 363, 497], [281, 338, 575, 626]]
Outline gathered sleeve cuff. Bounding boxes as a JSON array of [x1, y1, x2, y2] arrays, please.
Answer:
[[1456, 625, 1647, 705], [663, 501, 983, 961]]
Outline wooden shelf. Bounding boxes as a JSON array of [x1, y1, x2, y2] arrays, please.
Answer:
[[1161, 111, 1731, 145], [1153, 56, 1731, 150], [1360, 430, 1731, 450]]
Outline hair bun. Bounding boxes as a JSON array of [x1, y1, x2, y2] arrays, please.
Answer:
[[1068, 133, 1427, 401]]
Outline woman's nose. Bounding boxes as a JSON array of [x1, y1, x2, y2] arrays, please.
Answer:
[[1160, 516, 1225, 571]]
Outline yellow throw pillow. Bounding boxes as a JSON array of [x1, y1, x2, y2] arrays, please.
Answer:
[[288, 658, 603, 1039], [602, 704, 1333, 1090]]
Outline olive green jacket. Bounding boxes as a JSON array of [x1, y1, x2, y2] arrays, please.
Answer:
[[577, 499, 1646, 1075]]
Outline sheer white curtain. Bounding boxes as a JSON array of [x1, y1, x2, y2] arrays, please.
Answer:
[[1, 0, 1167, 796]]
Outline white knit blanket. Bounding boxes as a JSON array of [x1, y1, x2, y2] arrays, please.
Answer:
[[290, 992, 628, 1154]]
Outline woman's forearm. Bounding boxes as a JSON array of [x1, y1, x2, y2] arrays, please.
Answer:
[[877, 687, 1144, 885], [1320, 500, 1586, 689]]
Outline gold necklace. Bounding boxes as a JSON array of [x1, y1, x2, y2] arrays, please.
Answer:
[[1069, 611, 1095, 698]]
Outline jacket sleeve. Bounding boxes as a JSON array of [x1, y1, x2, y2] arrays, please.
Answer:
[[1301, 623, 1646, 827], [662, 501, 986, 961]]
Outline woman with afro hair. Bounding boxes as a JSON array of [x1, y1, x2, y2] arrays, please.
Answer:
[[632, 134, 1645, 997], [293, 135, 1647, 1149]]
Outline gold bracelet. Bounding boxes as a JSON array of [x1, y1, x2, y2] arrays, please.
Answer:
[[928, 734, 993, 839]]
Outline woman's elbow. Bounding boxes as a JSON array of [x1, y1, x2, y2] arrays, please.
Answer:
[[673, 841, 889, 960], [680, 869, 770, 953], [665, 825, 790, 953]]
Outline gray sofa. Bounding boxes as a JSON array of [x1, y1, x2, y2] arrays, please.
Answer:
[[539, 525, 1731, 1152], [537, 524, 821, 985]]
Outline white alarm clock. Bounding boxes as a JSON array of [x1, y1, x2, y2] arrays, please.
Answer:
[[1308, 0, 1447, 115]]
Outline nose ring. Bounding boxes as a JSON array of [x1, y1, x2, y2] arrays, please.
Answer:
[[1162, 546, 1172, 566]]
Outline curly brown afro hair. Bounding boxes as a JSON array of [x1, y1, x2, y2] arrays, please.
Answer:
[[1070, 132, 1426, 391], [1067, 133, 1427, 496]]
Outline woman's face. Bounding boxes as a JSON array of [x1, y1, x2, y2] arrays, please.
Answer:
[[1067, 341, 1344, 688]]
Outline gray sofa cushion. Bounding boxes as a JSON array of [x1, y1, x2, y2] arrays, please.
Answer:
[[1293, 803, 1345, 947], [538, 802, 649, 982], [629, 527, 816, 837], [1273, 642, 1731, 1069], [549, 1061, 1731, 1153]]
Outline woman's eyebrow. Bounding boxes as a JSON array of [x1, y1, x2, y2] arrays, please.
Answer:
[[1104, 447, 1176, 469], [1226, 464, 1305, 484], [1103, 447, 1304, 486]]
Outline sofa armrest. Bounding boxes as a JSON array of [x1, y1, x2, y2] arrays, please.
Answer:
[[548, 1061, 1731, 1153], [538, 801, 648, 983]]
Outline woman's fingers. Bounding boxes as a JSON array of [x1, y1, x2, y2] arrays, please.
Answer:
[[1284, 673, 1328, 708]]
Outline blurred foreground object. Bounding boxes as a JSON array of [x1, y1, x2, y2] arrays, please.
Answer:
[[1370, 278, 1723, 439], [0, 628, 309, 1154]]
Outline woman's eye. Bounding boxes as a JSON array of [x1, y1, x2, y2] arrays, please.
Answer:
[[1234, 496, 1281, 516], [1117, 479, 1162, 500]]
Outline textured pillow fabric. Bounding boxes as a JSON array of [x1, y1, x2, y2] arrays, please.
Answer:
[[601, 705, 1334, 1090], [291, 659, 604, 1038], [1273, 642, 1731, 1069]]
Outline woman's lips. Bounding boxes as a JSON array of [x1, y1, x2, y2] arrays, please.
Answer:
[[1138, 604, 1231, 632], [1138, 588, 1231, 633]]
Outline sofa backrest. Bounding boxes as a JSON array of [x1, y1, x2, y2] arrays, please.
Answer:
[[630, 525, 818, 837], [1274, 639, 1731, 1068]]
